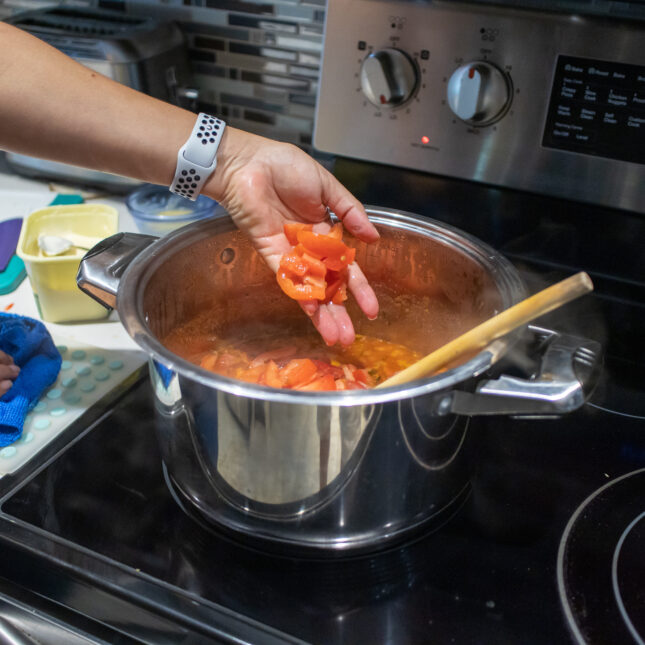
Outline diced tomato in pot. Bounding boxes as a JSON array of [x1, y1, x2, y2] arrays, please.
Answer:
[[353, 369, 371, 386], [200, 353, 218, 371], [281, 358, 319, 388], [262, 360, 285, 388], [311, 360, 343, 379], [335, 379, 365, 390], [295, 373, 337, 391], [238, 364, 266, 384], [249, 347, 297, 367]]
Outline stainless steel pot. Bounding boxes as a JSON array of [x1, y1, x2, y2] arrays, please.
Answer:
[[77, 207, 601, 555]]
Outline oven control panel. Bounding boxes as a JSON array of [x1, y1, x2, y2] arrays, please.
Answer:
[[314, 0, 645, 214], [543, 56, 645, 165]]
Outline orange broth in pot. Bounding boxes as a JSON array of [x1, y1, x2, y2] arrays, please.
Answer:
[[162, 315, 422, 390]]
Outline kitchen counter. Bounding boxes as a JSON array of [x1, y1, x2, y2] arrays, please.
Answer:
[[0, 167, 144, 355]]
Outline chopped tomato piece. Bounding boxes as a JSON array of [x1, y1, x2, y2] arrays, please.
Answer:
[[322, 247, 355, 271], [281, 358, 319, 388], [279, 249, 327, 279], [279, 252, 309, 278], [296, 230, 349, 262], [331, 281, 347, 304], [303, 274, 327, 291], [262, 360, 285, 388], [277, 222, 356, 305], [324, 272, 343, 302], [301, 252, 328, 277], [312, 360, 344, 379], [284, 222, 313, 246], [295, 373, 337, 391], [327, 223, 343, 239], [277, 271, 326, 301], [238, 364, 266, 384], [353, 368, 371, 387], [200, 353, 219, 371], [335, 379, 365, 390], [249, 346, 297, 367]]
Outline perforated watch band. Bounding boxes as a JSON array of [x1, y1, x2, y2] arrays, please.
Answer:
[[169, 113, 226, 201]]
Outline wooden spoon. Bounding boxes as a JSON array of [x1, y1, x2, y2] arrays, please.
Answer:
[[377, 271, 594, 389]]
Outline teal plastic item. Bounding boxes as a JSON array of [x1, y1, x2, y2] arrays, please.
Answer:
[[49, 194, 84, 206], [0, 255, 26, 295]]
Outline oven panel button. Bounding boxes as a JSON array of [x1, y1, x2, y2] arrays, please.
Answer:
[[447, 62, 511, 125], [360, 48, 418, 108]]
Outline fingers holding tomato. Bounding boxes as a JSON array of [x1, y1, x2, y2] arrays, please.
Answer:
[[276, 222, 354, 305], [276, 222, 378, 345], [275, 221, 378, 346]]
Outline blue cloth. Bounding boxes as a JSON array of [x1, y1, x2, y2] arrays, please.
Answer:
[[0, 313, 61, 446]]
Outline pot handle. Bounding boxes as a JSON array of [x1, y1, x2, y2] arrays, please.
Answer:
[[438, 325, 602, 418], [76, 232, 158, 309]]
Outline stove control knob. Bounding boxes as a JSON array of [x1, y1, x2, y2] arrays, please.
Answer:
[[360, 48, 418, 108], [447, 62, 511, 126]]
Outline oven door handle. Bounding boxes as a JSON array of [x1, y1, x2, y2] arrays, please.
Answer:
[[440, 326, 603, 418]]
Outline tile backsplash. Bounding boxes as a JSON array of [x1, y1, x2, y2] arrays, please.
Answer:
[[0, 0, 326, 152]]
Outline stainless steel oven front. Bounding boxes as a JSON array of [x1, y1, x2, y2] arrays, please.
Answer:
[[314, 0, 645, 214]]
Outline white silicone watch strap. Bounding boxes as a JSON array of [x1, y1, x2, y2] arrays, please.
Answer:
[[169, 113, 226, 201]]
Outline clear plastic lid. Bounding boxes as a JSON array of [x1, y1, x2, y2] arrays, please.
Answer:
[[126, 184, 220, 223]]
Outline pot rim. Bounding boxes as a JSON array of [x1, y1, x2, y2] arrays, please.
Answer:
[[117, 205, 526, 405]]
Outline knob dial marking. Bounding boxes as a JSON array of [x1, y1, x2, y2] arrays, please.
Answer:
[[447, 61, 511, 125], [360, 48, 418, 108]]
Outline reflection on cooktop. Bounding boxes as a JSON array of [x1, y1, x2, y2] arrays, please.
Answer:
[[586, 356, 645, 420], [558, 468, 645, 645]]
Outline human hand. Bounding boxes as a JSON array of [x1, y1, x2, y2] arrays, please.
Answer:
[[209, 128, 380, 346], [0, 350, 19, 398]]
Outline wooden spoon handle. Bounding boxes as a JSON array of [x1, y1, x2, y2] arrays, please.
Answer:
[[377, 271, 594, 389]]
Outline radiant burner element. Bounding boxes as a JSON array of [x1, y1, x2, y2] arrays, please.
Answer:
[[558, 468, 645, 645]]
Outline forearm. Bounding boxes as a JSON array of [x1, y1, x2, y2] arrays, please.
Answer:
[[0, 23, 237, 199]]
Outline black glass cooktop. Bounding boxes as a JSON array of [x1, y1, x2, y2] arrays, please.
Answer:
[[0, 168, 643, 644], [0, 301, 642, 644]]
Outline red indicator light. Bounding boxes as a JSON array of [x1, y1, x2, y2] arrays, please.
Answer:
[[421, 136, 430, 145]]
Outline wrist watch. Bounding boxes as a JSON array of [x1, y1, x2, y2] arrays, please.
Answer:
[[169, 113, 226, 201]]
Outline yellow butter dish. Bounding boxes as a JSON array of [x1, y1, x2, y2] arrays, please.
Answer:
[[16, 204, 118, 323]]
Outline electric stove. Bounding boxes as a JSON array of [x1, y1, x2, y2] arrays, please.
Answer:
[[0, 166, 642, 644], [0, 0, 644, 642]]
